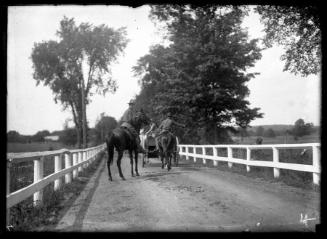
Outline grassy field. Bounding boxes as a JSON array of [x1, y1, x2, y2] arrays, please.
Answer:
[[7, 142, 70, 153], [232, 134, 320, 145]]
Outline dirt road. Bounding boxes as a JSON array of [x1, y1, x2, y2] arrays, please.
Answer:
[[51, 155, 320, 232]]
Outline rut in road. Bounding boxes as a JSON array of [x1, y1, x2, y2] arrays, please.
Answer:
[[52, 155, 320, 232]]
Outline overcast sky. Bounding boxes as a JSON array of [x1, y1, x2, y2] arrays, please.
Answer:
[[7, 5, 321, 135]]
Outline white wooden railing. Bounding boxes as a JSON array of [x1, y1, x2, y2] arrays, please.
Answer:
[[177, 143, 320, 185], [6, 143, 106, 224]]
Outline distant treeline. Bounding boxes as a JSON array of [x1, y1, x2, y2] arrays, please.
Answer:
[[7, 114, 118, 147], [8, 118, 319, 146], [234, 120, 319, 139]]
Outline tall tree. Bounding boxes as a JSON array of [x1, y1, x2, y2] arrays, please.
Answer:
[[255, 5, 321, 76], [134, 5, 263, 143], [31, 16, 128, 148]]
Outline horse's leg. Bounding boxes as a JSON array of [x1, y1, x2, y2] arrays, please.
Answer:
[[173, 151, 178, 166], [142, 152, 145, 168], [106, 139, 114, 181], [107, 158, 112, 181], [129, 149, 134, 177], [160, 150, 164, 169], [117, 150, 125, 180], [168, 152, 172, 171], [135, 149, 140, 176]]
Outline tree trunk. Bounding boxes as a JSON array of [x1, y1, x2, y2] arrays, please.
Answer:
[[70, 101, 82, 148], [75, 126, 81, 148], [81, 81, 87, 149]]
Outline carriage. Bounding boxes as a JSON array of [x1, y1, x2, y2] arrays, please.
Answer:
[[140, 131, 158, 167], [140, 129, 180, 168]]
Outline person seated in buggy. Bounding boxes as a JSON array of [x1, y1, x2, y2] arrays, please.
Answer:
[[154, 112, 185, 153]]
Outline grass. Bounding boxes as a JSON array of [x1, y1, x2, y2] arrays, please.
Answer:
[[233, 134, 320, 145], [7, 150, 105, 231], [7, 142, 70, 153]]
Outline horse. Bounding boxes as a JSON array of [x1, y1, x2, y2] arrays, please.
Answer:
[[105, 109, 151, 181], [157, 131, 178, 171]]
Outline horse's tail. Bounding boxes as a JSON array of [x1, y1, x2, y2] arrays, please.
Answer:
[[106, 131, 115, 165]]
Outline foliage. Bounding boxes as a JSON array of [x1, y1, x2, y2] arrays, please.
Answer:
[[7, 131, 24, 143], [133, 5, 263, 144], [291, 118, 314, 138], [31, 16, 128, 147], [31, 130, 51, 142], [59, 127, 77, 146], [256, 137, 263, 144], [255, 5, 321, 76], [255, 126, 264, 136], [94, 113, 118, 144], [264, 128, 276, 138]]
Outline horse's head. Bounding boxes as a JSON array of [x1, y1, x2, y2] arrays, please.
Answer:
[[131, 108, 151, 130]]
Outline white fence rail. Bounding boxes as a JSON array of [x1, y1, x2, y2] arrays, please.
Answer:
[[178, 143, 320, 185], [6, 143, 106, 223]]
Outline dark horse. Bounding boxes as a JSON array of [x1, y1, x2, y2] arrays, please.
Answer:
[[106, 110, 151, 181], [157, 131, 178, 171]]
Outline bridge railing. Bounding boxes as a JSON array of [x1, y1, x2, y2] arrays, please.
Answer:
[[177, 143, 320, 185], [6, 143, 107, 224]]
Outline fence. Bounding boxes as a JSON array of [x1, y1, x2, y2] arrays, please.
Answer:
[[6, 143, 106, 225], [178, 143, 320, 185]]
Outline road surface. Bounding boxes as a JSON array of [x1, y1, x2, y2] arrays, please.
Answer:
[[47, 154, 320, 232]]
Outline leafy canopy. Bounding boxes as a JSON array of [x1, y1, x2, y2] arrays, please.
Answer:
[[255, 5, 320, 76], [133, 5, 263, 143], [31, 16, 128, 108]]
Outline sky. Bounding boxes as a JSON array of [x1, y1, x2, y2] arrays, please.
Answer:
[[7, 5, 321, 135]]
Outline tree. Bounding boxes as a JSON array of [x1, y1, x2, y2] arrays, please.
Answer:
[[291, 118, 314, 138], [60, 127, 77, 146], [264, 128, 276, 138], [31, 16, 128, 148], [134, 5, 263, 144], [94, 113, 118, 144], [7, 130, 22, 142], [255, 5, 321, 76], [30, 130, 50, 142], [255, 126, 264, 136]]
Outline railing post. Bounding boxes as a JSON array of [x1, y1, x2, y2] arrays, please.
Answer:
[[83, 150, 86, 168], [33, 156, 44, 206], [85, 151, 88, 168], [272, 147, 280, 178], [65, 153, 72, 184], [312, 145, 320, 185], [202, 147, 206, 164], [213, 147, 218, 167], [186, 147, 189, 161], [78, 151, 82, 173], [246, 147, 251, 172], [7, 160, 11, 226], [227, 147, 233, 168], [54, 154, 62, 191], [73, 153, 77, 179], [193, 147, 197, 163]]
